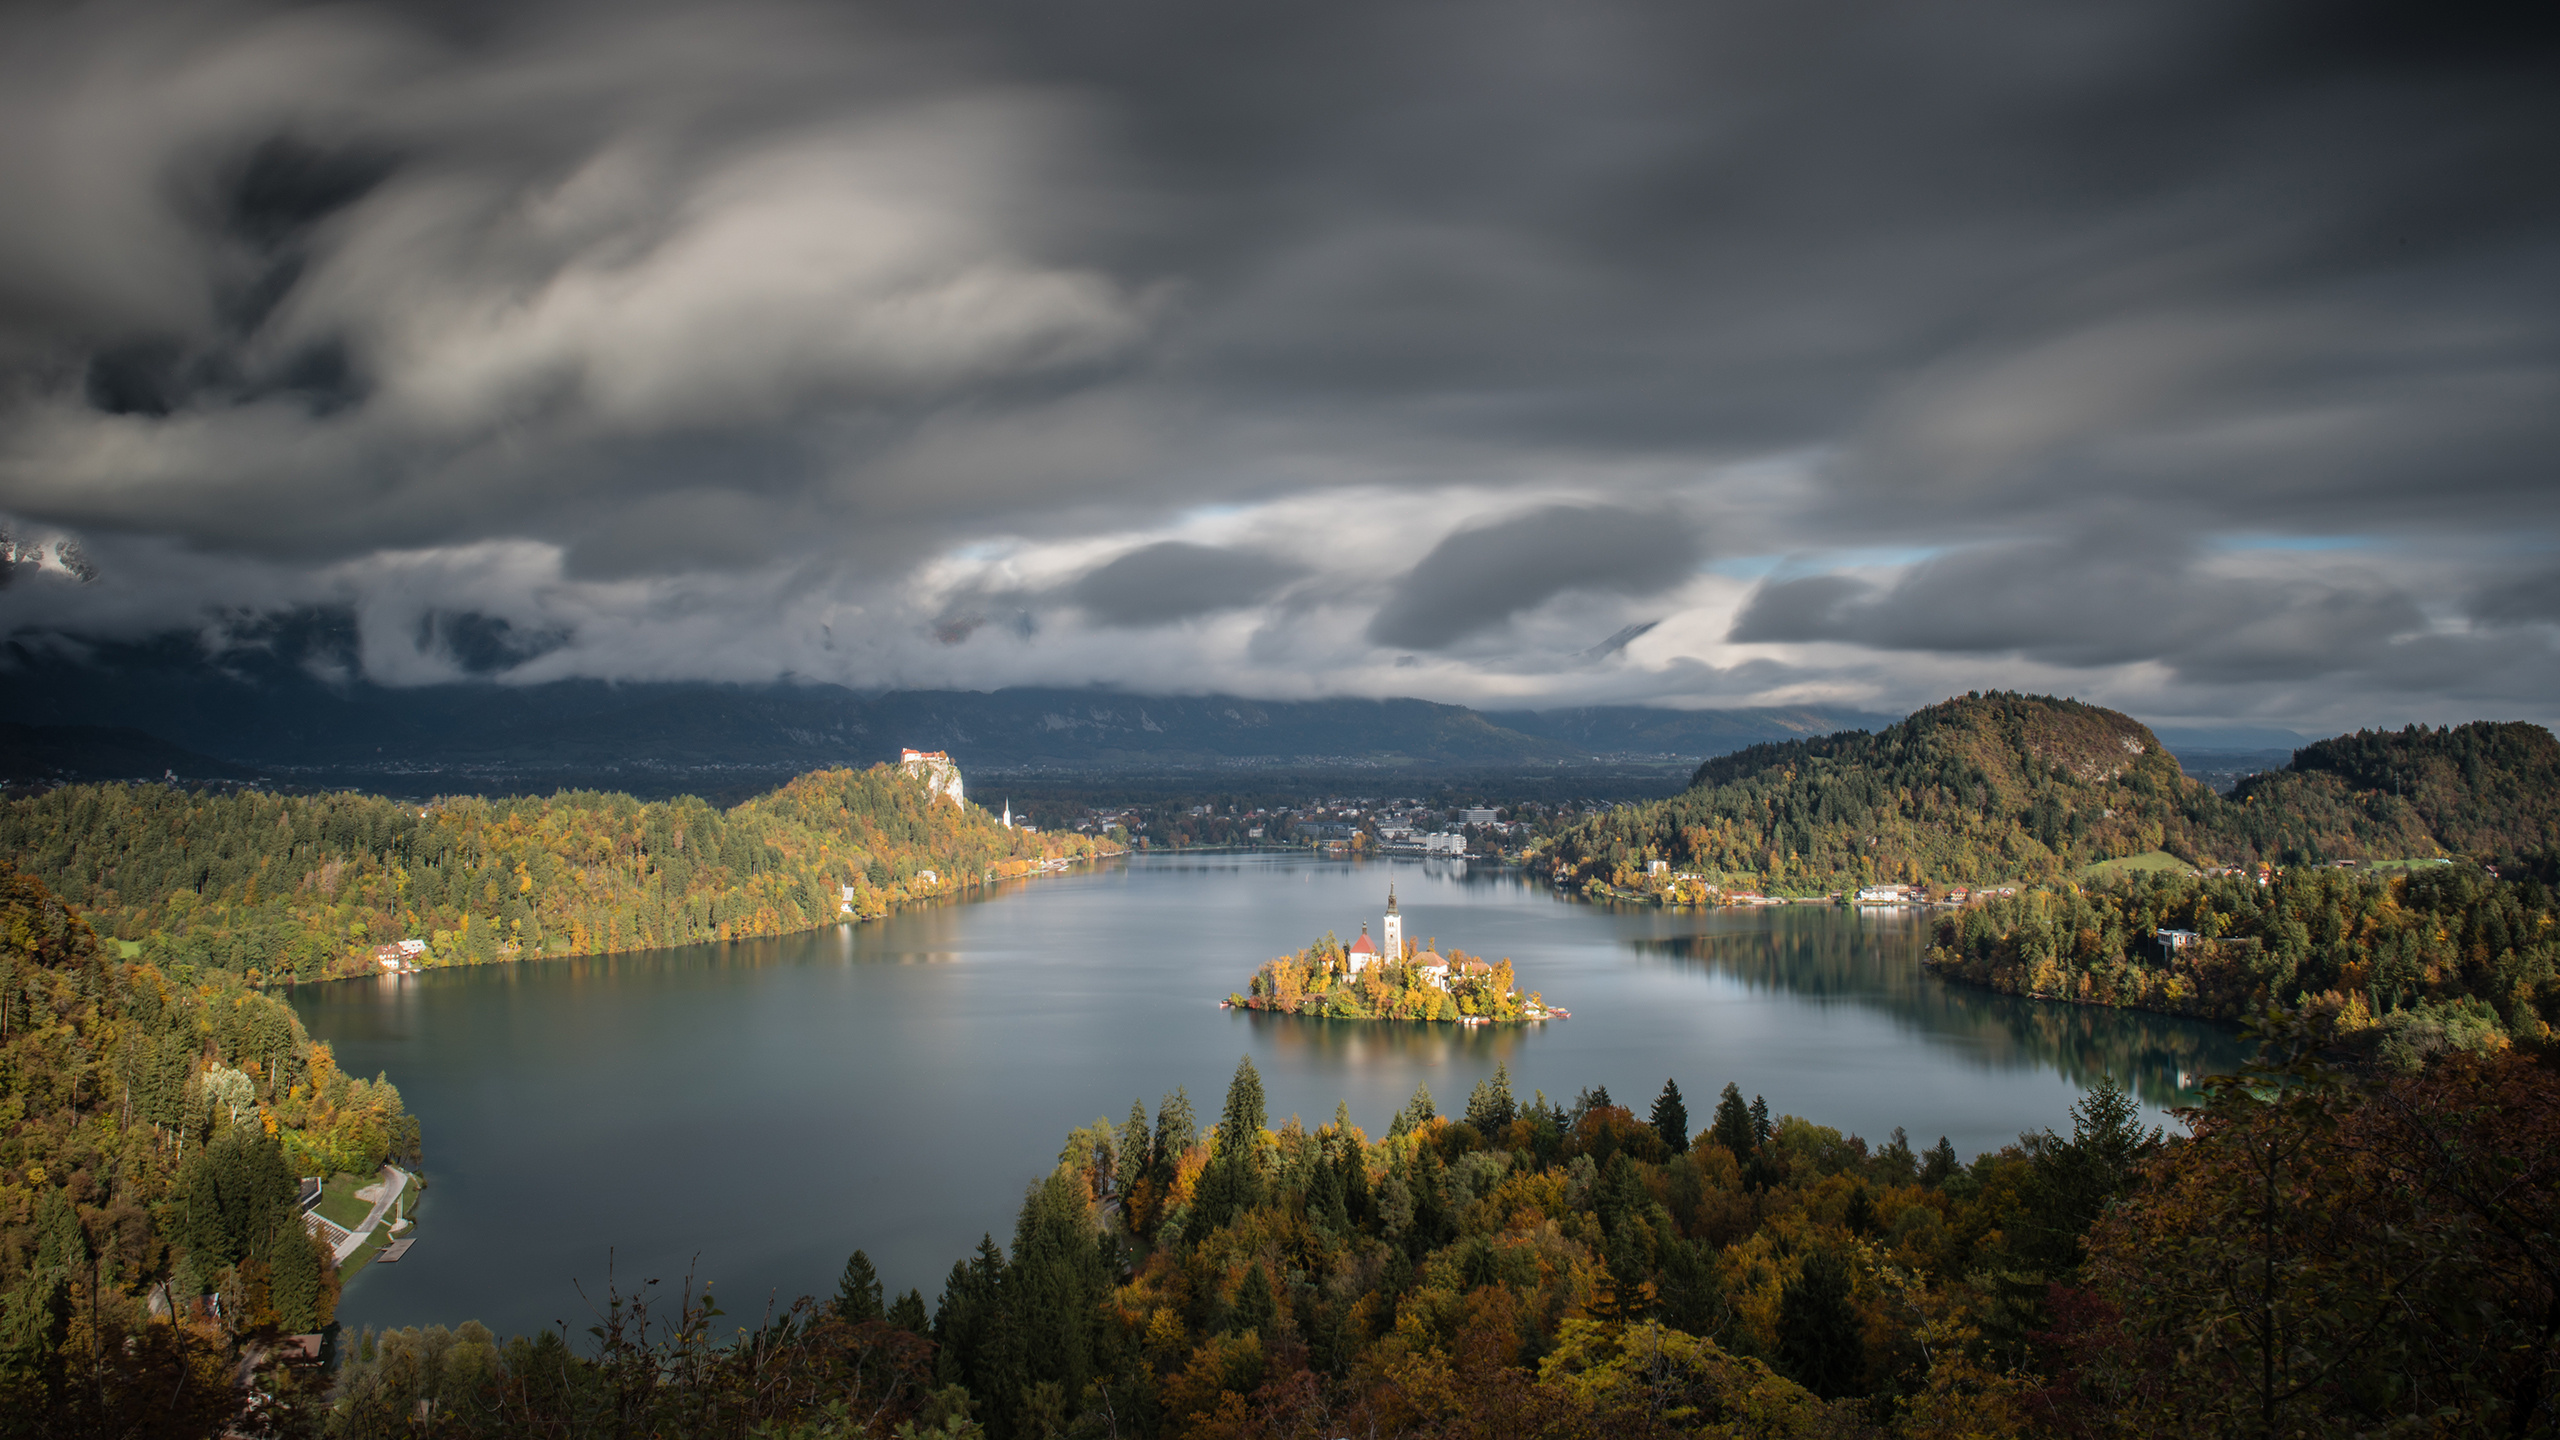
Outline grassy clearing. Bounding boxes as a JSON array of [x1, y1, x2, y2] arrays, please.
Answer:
[[2367, 857, 2455, 872], [315, 1172, 375, 1230], [2081, 850, 2195, 882]]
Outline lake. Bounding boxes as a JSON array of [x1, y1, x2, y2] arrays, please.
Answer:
[[291, 852, 2248, 1342]]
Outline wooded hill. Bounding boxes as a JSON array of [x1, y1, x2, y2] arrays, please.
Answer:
[[0, 765, 1111, 983], [1539, 692, 2560, 894], [0, 863, 418, 1429]]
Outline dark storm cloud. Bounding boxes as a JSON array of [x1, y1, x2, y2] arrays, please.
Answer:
[[1065, 541, 1306, 628], [2470, 568, 2560, 628], [0, 0, 2552, 722], [1367, 505, 1699, 651], [1729, 538, 2439, 684]]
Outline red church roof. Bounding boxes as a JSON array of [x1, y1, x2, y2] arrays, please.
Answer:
[[1347, 931, 1375, 954]]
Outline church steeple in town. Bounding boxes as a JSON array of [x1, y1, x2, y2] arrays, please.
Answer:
[[1382, 884, 1403, 965]]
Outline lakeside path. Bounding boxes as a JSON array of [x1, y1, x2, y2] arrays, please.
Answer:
[[335, 1165, 410, 1264]]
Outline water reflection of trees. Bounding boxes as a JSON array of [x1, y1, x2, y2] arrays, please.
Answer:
[[1231, 1009, 1528, 1069], [1629, 911, 2250, 1110]]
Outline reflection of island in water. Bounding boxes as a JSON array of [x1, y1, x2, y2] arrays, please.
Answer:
[[1628, 909, 2250, 1110], [1232, 1007, 1534, 1068]]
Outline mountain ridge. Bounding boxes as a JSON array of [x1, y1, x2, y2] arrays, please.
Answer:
[[1542, 692, 2560, 893], [0, 631, 1896, 775]]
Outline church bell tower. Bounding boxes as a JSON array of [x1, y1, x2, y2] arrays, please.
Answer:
[[1382, 885, 1403, 965]]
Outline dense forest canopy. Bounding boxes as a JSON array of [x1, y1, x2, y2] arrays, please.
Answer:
[[1927, 863, 2559, 1048], [0, 764, 1110, 983], [0, 864, 418, 1433], [314, 1038, 2560, 1438], [1540, 693, 2559, 895]]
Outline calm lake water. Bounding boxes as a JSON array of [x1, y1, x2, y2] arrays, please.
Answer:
[[292, 852, 2247, 1341]]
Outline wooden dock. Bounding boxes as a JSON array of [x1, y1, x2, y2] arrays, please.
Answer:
[[376, 1238, 416, 1264]]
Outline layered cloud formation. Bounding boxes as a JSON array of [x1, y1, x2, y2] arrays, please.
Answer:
[[1, 0, 2554, 729]]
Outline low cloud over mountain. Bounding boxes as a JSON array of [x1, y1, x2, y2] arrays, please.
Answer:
[[0, 0, 2553, 733]]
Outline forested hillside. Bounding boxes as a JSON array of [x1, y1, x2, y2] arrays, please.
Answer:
[[1542, 694, 2224, 893], [1539, 694, 2559, 895], [0, 765, 1111, 983], [318, 1043, 2560, 1438], [1927, 863, 2559, 1045], [0, 864, 415, 1431], [2220, 721, 2560, 865]]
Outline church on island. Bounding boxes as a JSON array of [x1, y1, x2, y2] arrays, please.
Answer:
[[1228, 885, 1564, 1023]]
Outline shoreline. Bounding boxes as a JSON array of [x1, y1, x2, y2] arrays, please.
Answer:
[[278, 846, 1128, 989]]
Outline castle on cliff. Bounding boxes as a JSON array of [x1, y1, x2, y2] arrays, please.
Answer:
[[899, 748, 964, 804]]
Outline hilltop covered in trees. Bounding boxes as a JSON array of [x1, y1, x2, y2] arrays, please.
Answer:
[[0, 764, 1113, 983], [0, 864, 418, 1433], [1538, 693, 2559, 896], [312, 1032, 2559, 1438]]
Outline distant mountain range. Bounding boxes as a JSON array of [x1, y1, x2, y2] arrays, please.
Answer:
[[0, 629, 1896, 781], [0, 724, 256, 783]]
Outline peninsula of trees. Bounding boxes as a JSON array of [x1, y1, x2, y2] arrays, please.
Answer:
[[1541, 692, 2560, 1056], [0, 762, 1115, 983], [1231, 936, 1553, 1022]]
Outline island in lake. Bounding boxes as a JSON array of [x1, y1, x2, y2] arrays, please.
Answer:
[[1228, 885, 1562, 1022]]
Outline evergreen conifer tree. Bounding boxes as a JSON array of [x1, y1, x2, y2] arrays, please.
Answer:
[[1465, 1063, 1518, 1134], [1234, 1262, 1278, 1340], [931, 1235, 1008, 1390], [1196, 1058, 1272, 1231], [834, 1248, 885, 1324], [1339, 1136, 1372, 1231], [1115, 1100, 1150, 1205], [1151, 1088, 1197, 1186], [1388, 1082, 1436, 1138], [1711, 1082, 1755, 1157], [887, 1288, 928, 1334], [270, 1226, 323, 1332], [1751, 1094, 1772, 1147], [1216, 1056, 1267, 1159], [1657, 1234, 1723, 1335], [1776, 1246, 1864, 1398], [1649, 1078, 1690, 1153], [1920, 1135, 1959, 1187], [1008, 1167, 1106, 1428]]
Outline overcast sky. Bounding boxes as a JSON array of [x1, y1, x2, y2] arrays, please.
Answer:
[[0, 0, 2554, 730]]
